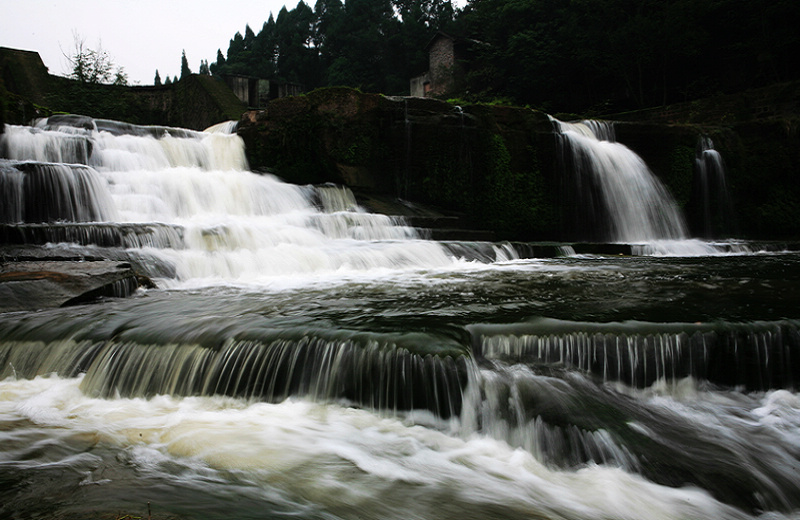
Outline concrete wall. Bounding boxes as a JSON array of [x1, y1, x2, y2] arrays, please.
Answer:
[[224, 76, 253, 107], [223, 75, 305, 108], [410, 73, 431, 98]]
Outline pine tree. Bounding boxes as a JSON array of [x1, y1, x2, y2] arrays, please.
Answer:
[[154, 69, 162, 86], [244, 24, 256, 50], [180, 50, 191, 79], [210, 50, 225, 76], [254, 15, 278, 78], [165, 76, 172, 85], [227, 32, 245, 64]]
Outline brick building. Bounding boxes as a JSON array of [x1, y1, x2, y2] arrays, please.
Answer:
[[410, 33, 475, 98]]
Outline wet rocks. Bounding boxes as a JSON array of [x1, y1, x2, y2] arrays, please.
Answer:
[[0, 252, 148, 312]]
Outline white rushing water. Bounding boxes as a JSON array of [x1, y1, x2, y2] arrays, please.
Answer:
[[2, 116, 755, 277], [1, 120, 466, 286], [552, 119, 719, 254], [694, 136, 735, 238], [0, 374, 760, 520]]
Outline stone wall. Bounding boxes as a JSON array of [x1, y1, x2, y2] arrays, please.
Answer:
[[428, 36, 455, 97], [40, 74, 245, 130], [0, 47, 51, 125], [0, 47, 51, 105]]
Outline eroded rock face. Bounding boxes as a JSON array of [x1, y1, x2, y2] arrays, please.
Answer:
[[238, 87, 562, 240]]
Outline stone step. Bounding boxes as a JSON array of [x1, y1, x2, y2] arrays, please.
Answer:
[[0, 223, 184, 248], [0, 260, 144, 312]]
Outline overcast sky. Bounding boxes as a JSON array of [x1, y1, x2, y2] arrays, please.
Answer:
[[1, 0, 467, 86]]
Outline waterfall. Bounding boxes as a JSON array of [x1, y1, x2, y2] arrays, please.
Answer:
[[0, 336, 467, 418], [692, 136, 735, 237], [0, 115, 475, 285], [553, 118, 688, 242], [456, 356, 800, 513], [470, 318, 800, 391], [458, 361, 642, 471], [0, 161, 117, 223]]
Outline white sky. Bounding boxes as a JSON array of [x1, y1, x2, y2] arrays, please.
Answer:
[[1, 0, 467, 86]]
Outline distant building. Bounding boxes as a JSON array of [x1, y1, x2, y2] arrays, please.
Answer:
[[222, 75, 303, 108], [410, 33, 478, 98]]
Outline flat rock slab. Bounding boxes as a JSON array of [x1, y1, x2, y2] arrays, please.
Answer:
[[0, 260, 140, 312]]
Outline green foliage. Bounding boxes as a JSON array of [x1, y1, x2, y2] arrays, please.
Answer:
[[65, 33, 126, 85], [181, 0, 797, 110], [483, 134, 514, 227], [209, 0, 457, 95], [758, 190, 800, 237], [112, 68, 128, 86], [722, 119, 800, 238], [481, 134, 553, 237], [333, 134, 372, 165], [460, 0, 800, 112]]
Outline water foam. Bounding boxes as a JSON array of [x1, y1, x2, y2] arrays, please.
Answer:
[[1, 375, 754, 520]]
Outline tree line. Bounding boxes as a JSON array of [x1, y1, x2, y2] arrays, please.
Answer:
[[207, 0, 455, 96], [459, 0, 800, 113], [197, 0, 799, 113]]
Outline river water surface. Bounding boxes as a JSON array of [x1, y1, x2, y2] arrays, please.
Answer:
[[1, 116, 799, 520]]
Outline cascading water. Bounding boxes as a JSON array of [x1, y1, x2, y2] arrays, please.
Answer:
[[1, 116, 463, 286], [1, 115, 800, 520], [691, 136, 736, 238], [553, 118, 688, 243]]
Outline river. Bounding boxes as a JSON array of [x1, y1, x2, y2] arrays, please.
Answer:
[[1, 115, 799, 520]]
